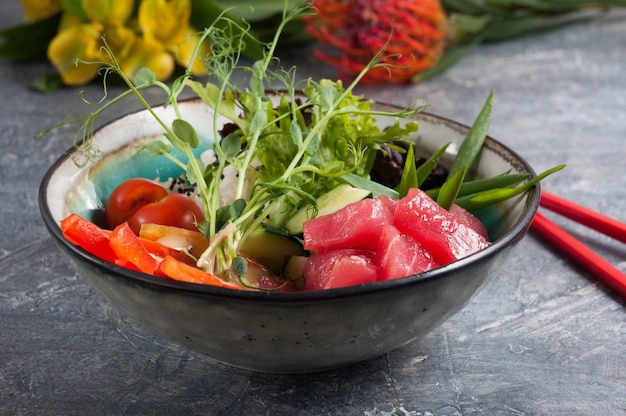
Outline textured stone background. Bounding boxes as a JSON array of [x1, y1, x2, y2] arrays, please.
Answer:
[[1, 3, 625, 415]]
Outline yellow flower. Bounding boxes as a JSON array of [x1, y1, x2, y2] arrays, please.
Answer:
[[138, 0, 191, 48], [42, 0, 207, 85], [82, 0, 134, 25], [47, 20, 105, 85], [102, 22, 137, 63], [119, 37, 175, 83], [58, 13, 85, 31], [20, 0, 63, 22], [172, 28, 210, 76]]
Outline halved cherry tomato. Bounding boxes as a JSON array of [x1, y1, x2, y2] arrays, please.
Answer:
[[105, 178, 168, 229], [128, 193, 205, 235]]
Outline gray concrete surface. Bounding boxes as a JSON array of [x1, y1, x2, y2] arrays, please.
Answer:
[[1, 3, 625, 415]]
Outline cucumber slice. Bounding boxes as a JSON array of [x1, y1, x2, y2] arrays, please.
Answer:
[[286, 184, 371, 234], [240, 228, 306, 274], [282, 255, 307, 290]]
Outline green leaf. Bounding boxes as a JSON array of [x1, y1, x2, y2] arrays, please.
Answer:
[[456, 164, 566, 211], [398, 143, 418, 198], [250, 61, 266, 96], [214, 199, 247, 231], [289, 119, 303, 147], [214, 206, 232, 231], [163, 132, 185, 153], [186, 81, 244, 127], [415, 143, 450, 187], [415, 28, 487, 82], [437, 165, 467, 210], [252, 16, 313, 46], [221, 132, 242, 160], [481, 13, 601, 43], [449, 13, 491, 34], [231, 256, 248, 277], [248, 108, 268, 134], [0, 14, 61, 62], [320, 160, 345, 175], [218, 0, 297, 20], [319, 85, 339, 113], [448, 89, 494, 178], [342, 173, 399, 199], [304, 133, 320, 157], [185, 157, 205, 185], [144, 140, 172, 157], [172, 119, 200, 148], [134, 67, 157, 86], [442, 0, 492, 14], [229, 198, 247, 219], [426, 172, 529, 200]]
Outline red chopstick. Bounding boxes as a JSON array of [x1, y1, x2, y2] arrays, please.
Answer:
[[540, 191, 626, 244], [530, 192, 626, 299]]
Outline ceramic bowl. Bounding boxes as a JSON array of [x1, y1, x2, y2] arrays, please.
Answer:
[[39, 97, 539, 373]]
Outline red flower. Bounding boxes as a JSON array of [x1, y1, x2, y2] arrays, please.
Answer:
[[304, 0, 448, 84]]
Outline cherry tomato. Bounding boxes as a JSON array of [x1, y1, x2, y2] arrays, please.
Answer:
[[128, 193, 205, 235], [105, 178, 168, 229]]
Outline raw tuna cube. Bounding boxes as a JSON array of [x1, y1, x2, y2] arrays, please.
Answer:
[[304, 249, 379, 291], [449, 204, 489, 239], [375, 225, 438, 280], [393, 188, 489, 264], [303, 197, 394, 252]]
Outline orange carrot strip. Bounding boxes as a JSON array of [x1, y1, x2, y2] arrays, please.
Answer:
[[157, 255, 240, 289]]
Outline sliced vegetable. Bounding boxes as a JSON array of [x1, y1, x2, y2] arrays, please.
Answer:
[[456, 164, 566, 211], [109, 222, 160, 275], [128, 193, 205, 235], [424, 172, 529, 200], [281, 255, 307, 288], [157, 255, 240, 289], [60, 213, 117, 263], [105, 178, 168, 229], [285, 184, 371, 235], [436, 165, 467, 210], [398, 143, 418, 198], [139, 223, 209, 259], [415, 143, 450, 190], [239, 228, 307, 274]]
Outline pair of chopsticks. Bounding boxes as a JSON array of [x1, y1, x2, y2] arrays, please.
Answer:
[[531, 191, 626, 299]]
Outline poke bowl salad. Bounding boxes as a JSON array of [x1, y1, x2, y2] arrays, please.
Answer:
[[38, 5, 562, 372]]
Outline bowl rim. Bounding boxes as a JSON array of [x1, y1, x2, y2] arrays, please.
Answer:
[[38, 99, 540, 304]]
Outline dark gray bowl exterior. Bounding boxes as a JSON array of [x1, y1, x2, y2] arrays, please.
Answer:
[[45, 228, 521, 373], [39, 101, 539, 374]]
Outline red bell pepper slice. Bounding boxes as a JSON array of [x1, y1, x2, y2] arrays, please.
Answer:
[[60, 213, 117, 263], [109, 222, 160, 275], [60, 214, 236, 287]]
